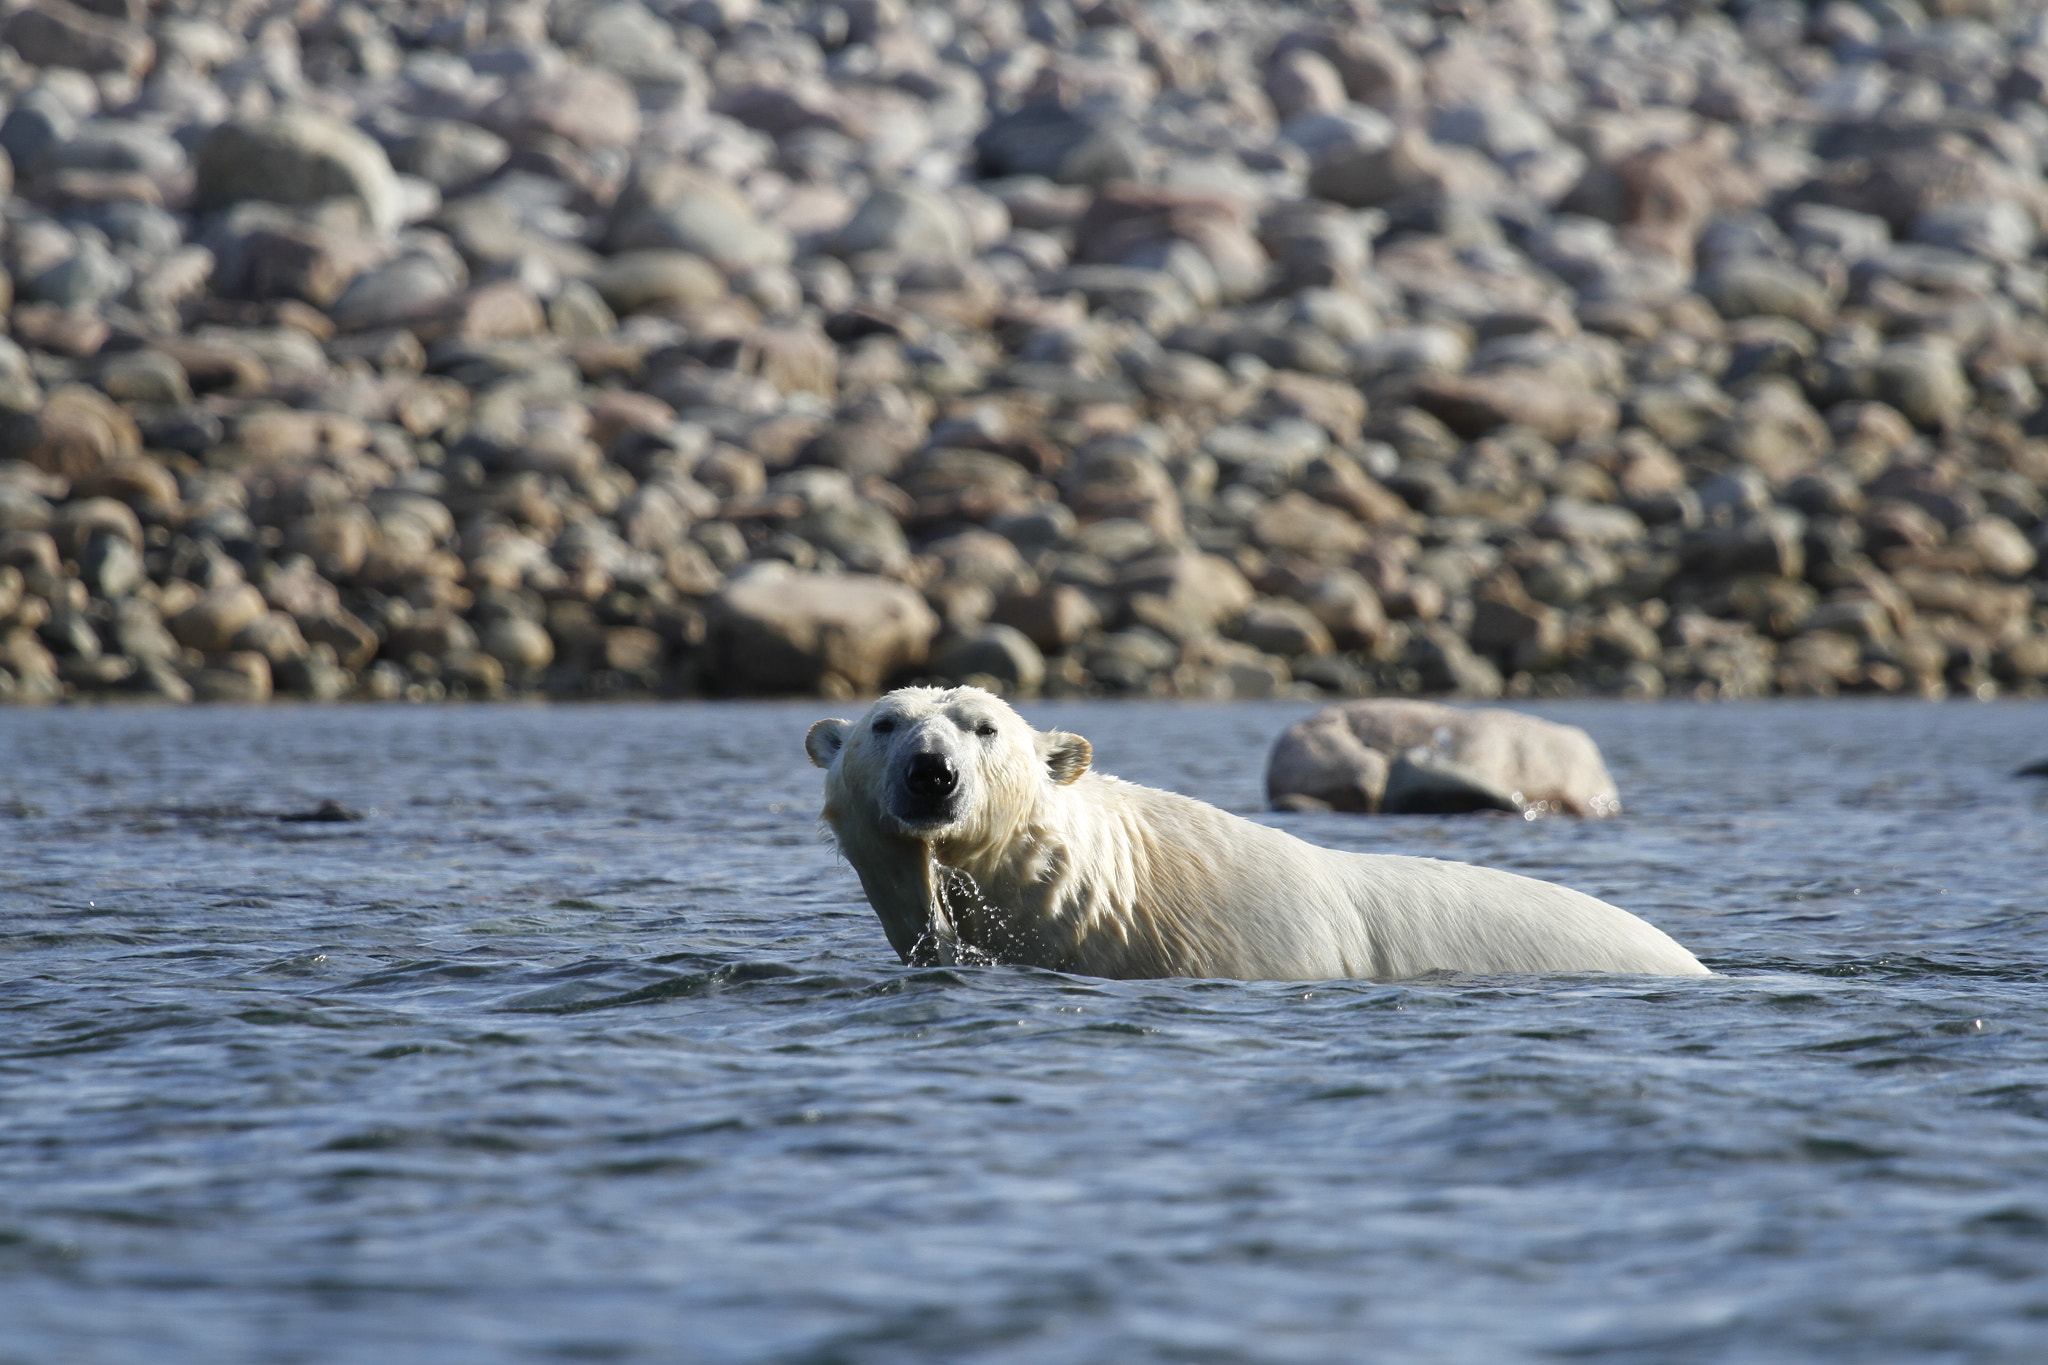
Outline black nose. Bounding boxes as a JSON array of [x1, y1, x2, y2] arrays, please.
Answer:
[[904, 752, 958, 799]]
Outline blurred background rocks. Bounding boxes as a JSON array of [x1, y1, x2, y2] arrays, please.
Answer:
[[0, 0, 2046, 706]]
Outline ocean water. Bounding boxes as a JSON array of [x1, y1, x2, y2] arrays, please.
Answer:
[[2, 699, 2046, 1365]]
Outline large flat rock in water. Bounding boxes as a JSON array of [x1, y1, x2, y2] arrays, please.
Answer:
[[1267, 700, 1620, 817]]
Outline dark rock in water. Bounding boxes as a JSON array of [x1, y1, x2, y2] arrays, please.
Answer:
[[279, 800, 363, 823], [1382, 748, 1523, 816], [2017, 760, 2048, 778]]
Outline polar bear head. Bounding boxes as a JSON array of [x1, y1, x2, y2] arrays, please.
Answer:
[[806, 686, 1092, 849]]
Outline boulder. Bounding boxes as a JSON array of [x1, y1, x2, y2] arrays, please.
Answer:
[[1266, 699, 1622, 816], [706, 564, 938, 696]]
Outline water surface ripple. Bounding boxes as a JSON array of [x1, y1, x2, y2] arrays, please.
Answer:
[[3, 700, 2047, 1364]]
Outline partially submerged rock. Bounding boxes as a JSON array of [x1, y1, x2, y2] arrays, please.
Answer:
[[1266, 700, 1621, 817]]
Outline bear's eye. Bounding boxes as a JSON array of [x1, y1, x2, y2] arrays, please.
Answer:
[[872, 718, 896, 735], [974, 722, 997, 738]]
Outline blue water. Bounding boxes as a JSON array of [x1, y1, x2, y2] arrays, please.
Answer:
[[2, 699, 2046, 1364]]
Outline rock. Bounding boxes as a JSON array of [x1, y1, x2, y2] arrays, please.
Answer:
[[1381, 749, 1525, 817], [188, 651, 273, 704], [1250, 492, 1370, 562], [1961, 517, 2037, 580], [300, 610, 379, 671], [77, 530, 143, 599], [975, 103, 1145, 186], [1266, 699, 1621, 816], [1701, 257, 1834, 328], [167, 582, 270, 655], [589, 251, 727, 314], [1683, 509, 1806, 581], [195, 111, 402, 235], [1307, 127, 1480, 210], [607, 163, 793, 271], [707, 564, 939, 696], [1410, 372, 1618, 445], [989, 584, 1101, 654], [4, 1, 154, 77], [481, 66, 641, 151], [928, 624, 1047, 696], [1116, 549, 1256, 642], [1468, 582, 1565, 673], [1266, 48, 1349, 122], [231, 611, 310, 666], [9, 385, 141, 480], [1234, 597, 1334, 658], [480, 616, 555, 674], [108, 598, 178, 662], [1405, 623, 1505, 699], [835, 186, 974, 261], [1531, 498, 1646, 548], [23, 237, 131, 312], [1870, 337, 1973, 429]]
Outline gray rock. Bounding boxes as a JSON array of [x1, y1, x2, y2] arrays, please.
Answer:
[[1266, 700, 1622, 816], [1701, 257, 1833, 329], [481, 65, 641, 151], [975, 103, 1146, 186], [1871, 337, 1973, 429], [23, 237, 131, 311], [834, 186, 974, 261], [168, 582, 270, 654], [388, 120, 510, 191], [1405, 622, 1504, 699], [0, 92, 76, 169], [589, 251, 727, 314], [928, 624, 1047, 696], [481, 616, 555, 674], [327, 254, 463, 331], [606, 163, 793, 271], [78, 530, 143, 599], [4, 1, 154, 77], [1382, 748, 1524, 816], [1911, 200, 2036, 263], [707, 564, 938, 696], [195, 111, 403, 235]]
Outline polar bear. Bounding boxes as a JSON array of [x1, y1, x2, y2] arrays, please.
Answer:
[[806, 686, 1708, 981]]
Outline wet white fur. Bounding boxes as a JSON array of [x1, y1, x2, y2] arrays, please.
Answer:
[[807, 687, 1708, 981]]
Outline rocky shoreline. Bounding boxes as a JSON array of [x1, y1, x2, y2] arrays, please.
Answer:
[[2, 0, 2046, 705]]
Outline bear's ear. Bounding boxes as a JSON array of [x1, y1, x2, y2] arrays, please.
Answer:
[[806, 718, 850, 769], [1040, 730, 1092, 785]]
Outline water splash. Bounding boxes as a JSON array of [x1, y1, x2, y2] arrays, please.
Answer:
[[917, 852, 1002, 967]]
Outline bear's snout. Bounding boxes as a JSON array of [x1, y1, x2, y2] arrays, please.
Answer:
[[904, 752, 958, 799], [888, 744, 968, 831]]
